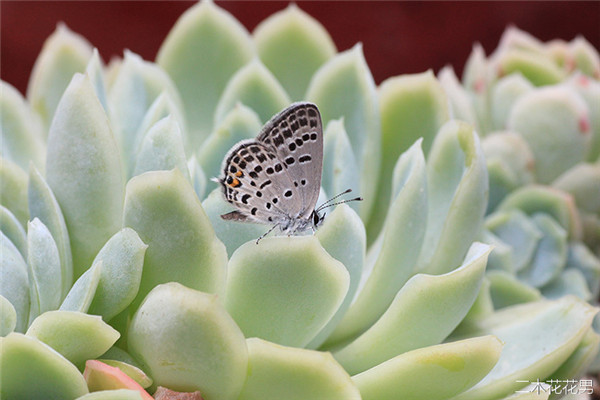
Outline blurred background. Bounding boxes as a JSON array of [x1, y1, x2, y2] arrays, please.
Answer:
[[2, 1, 599, 96]]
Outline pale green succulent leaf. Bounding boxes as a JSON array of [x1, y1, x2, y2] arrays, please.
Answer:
[[128, 282, 248, 400], [238, 337, 360, 400], [487, 270, 542, 310], [553, 163, 600, 214], [123, 169, 227, 309], [306, 43, 381, 221], [418, 120, 488, 275], [100, 346, 144, 370], [567, 73, 600, 161], [570, 36, 600, 78], [97, 359, 153, 389], [326, 139, 427, 348], [133, 115, 190, 181], [438, 66, 478, 128], [478, 229, 513, 273], [497, 185, 581, 240], [0, 205, 27, 257], [46, 73, 124, 279], [507, 86, 591, 183], [0, 81, 46, 171], [334, 242, 490, 375], [566, 242, 600, 298], [188, 155, 207, 200], [254, 4, 336, 101], [75, 390, 143, 400], [481, 132, 535, 212], [309, 204, 365, 349], [157, 0, 254, 146], [462, 44, 493, 134], [225, 236, 349, 348], [0, 157, 29, 226], [517, 213, 567, 288], [108, 51, 186, 175], [86, 49, 108, 111], [28, 164, 73, 299], [0, 332, 89, 399], [0, 294, 17, 336], [60, 261, 102, 313], [353, 335, 503, 400], [26, 218, 62, 325], [495, 50, 565, 86], [541, 268, 592, 301], [493, 26, 548, 58], [460, 277, 494, 326], [486, 209, 542, 272], [201, 189, 265, 257], [489, 73, 534, 130], [26, 23, 93, 130], [214, 59, 291, 126], [451, 297, 597, 400], [87, 228, 147, 321], [198, 103, 262, 194], [0, 232, 29, 332], [548, 327, 600, 386], [26, 311, 119, 368], [320, 119, 360, 212]]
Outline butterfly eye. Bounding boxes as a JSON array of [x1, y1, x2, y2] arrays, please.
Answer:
[[313, 211, 320, 226]]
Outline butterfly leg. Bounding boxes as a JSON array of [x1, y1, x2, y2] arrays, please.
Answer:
[[256, 224, 279, 244]]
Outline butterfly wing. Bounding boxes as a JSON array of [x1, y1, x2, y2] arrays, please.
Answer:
[[257, 102, 323, 218]]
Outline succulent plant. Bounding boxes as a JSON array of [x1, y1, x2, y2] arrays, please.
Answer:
[[1, 2, 598, 400]]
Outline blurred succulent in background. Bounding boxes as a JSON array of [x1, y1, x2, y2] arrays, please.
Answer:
[[1, 2, 599, 399]]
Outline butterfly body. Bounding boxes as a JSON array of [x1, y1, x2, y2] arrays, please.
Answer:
[[216, 102, 324, 236]]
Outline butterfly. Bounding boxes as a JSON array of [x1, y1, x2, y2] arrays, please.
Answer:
[[215, 102, 361, 242]]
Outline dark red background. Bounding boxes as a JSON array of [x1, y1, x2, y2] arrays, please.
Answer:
[[2, 1, 600, 96]]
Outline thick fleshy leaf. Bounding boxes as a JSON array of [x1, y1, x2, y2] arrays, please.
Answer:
[[46, 73, 124, 279], [128, 282, 248, 400], [0, 232, 29, 332], [202, 189, 265, 257], [438, 66, 478, 130], [548, 328, 600, 382], [451, 296, 597, 400], [86, 49, 108, 112], [0, 205, 27, 256], [135, 92, 187, 155], [541, 268, 592, 301], [214, 59, 290, 125], [28, 164, 73, 298], [109, 51, 186, 175], [0, 333, 89, 399], [553, 163, 600, 214], [83, 360, 153, 399], [97, 359, 153, 389], [308, 204, 365, 349], [497, 185, 581, 240], [0, 81, 45, 171], [75, 390, 144, 400], [238, 338, 360, 400], [26, 311, 119, 368], [462, 44, 493, 135], [495, 50, 565, 86], [507, 86, 591, 184], [518, 213, 567, 288], [87, 228, 147, 321], [326, 140, 427, 348], [481, 132, 535, 212], [197, 103, 262, 194], [320, 119, 360, 211], [26, 218, 62, 324], [418, 120, 488, 275], [567, 242, 600, 298], [253, 4, 336, 101], [486, 209, 542, 272], [0, 157, 28, 226], [0, 294, 17, 336], [353, 336, 502, 400], [487, 270, 542, 309], [157, 0, 254, 146], [225, 236, 349, 347], [188, 156, 207, 200], [60, 261, 102, 313], [306, 44, 380, 221], [567, 74, 600, 161], [26, 23, 93, 130], [479, 229, 513, 272], [489, 73, 534, 130], [334, 242, 490, 375], [133, 116, 190, 180], [570, 36, 600, 78], [123, 169, 227, 308]]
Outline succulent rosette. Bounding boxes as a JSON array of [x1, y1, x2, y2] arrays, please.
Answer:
[[1, 2, 598, 400]]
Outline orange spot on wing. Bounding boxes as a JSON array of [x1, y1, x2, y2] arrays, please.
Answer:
[[235, 170, 242, 177], [231, 178, 240, 187]]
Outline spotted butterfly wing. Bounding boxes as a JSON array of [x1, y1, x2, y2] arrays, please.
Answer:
[[218, 102, 323, 228]]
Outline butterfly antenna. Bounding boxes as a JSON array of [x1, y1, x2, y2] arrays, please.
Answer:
[[317, 197, 363, 211], [256, 224, 279, 244], [316, 189, 354, 212]]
